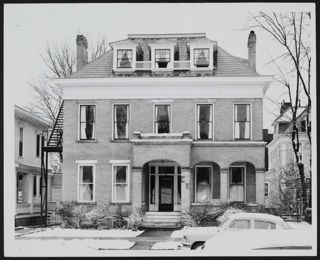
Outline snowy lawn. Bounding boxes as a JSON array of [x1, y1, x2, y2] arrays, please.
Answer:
[[20, 226, 144, 238], [151, 241, 181, 250]]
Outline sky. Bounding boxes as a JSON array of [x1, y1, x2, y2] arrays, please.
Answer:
[[4, 3, 316, 129]]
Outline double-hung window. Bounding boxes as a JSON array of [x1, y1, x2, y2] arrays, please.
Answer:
[[196, 104, 213, 139], [155, 49, 170, 68], [234, 104, 251, 140], [80, 105, 95, 140], [194, 48, 210, 67], [19, 127, 23, 157], [112, 164, 130, 203], [114, 105, 129, 139], [195, 166, 212, 203], [117, 49, 132, 68], [36, 134, 41, 157], [154, 105, 170, 133], [78, 164, 95, 202]]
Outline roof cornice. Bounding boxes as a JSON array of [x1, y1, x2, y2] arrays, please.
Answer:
[[127, 33, 206, 38]]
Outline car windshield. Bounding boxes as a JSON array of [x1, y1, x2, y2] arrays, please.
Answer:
[[281, 221, 293, 229], [218, 217, 229, 227]]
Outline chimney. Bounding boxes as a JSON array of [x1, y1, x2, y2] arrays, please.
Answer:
[[76, 35, 88, 71], [247, 31, 256, 71]]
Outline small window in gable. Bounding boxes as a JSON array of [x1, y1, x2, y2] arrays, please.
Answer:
[[155, 49, 170, 68], [194, 48, 209, 67], [117, 49, 132, 68]]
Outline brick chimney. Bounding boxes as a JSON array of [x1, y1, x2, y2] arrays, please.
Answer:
[[247, 31, 256, 71], [76, 35, 88, 71]]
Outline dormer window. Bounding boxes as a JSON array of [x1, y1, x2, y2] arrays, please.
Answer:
[[117, 49, 132, 68], [194, 48, 209, 67], [155, 49, 170, 68]]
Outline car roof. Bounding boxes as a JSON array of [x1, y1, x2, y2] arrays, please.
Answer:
[[228, 212, 283, 222]]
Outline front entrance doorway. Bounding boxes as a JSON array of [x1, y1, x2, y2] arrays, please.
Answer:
[[148, 161, 181, 212], [159, 175, 174, 211]]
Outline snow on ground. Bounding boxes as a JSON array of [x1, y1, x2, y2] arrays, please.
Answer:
[[13, 239, 135, 256], [151, 241, 181, 250], [20, 226, 144, 238], [287, 221, 312, 231]]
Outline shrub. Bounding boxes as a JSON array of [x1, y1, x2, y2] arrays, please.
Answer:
[[127, 207, 144, 231]]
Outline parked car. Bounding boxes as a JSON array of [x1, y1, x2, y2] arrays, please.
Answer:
[[181, 212, 292, 250], [199, 229, 312, 253]]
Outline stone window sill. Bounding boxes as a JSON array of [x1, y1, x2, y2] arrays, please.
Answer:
[[109, 139, 130, 143], [110, 202, 132, 206], [76, 139, 98, 143]]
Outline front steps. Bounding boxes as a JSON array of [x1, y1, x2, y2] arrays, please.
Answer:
[[141, 212, 181, 229]]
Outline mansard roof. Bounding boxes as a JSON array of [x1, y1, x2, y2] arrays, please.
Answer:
[[70, 33, 260, 78]]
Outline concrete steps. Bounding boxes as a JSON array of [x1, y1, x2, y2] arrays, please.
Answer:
[[142, 212, 181, 229]]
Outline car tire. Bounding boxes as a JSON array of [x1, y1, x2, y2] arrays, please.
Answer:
[[191, 242, 205, 250]]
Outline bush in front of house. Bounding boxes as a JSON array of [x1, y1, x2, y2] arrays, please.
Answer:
[[55, 202, 144, 230]]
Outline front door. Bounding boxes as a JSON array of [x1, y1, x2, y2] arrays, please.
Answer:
[[159, 175, 174, 211]]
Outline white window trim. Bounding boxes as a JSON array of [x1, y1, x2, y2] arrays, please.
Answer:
[[194, 165, 213, 203], [18, 126, 24, 158], [78, 104, 96, 141], [195, 103, 214, 140], [264, 182, 270, 197], [77, 161, 96, 203], [153, 103, 172, 134], [150, 43, 175, 71], [188, 42, 215, 70], [112, 43, 137, 72], [112, 103, 131, 140], [233, 103, 252, 141], [111, 162, 130, 203], [228, 165, 246, 202]]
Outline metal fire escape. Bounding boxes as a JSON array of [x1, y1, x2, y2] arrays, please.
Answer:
[[40, 102, 63, 226]]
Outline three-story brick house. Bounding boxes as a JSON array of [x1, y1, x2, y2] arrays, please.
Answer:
[[54, 32, 272, 223]]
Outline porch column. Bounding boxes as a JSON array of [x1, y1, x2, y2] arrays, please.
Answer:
[[27, 175, 34, 213], [256, 169, 265, 205], [132, 167, 143, 208], [181, 167, 191, 212], [220, 168, 229, 203]]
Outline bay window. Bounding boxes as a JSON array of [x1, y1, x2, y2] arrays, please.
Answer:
[[234, 104, 251, 140], [114, 104, 129, 139], [112, 164, 130, 203], [194, 48, 210, 67], [196, 104, 213, 139], [117, 49, 132, 68], [154, 105, 171, 133], [78, 165, 94, 202], [155, 49, 170, 68], [80, 105, 95, 140]]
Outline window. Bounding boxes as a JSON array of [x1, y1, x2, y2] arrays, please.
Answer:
[[196, 104, 213, 139], [301, 120, 306, 132], [150, 166, 155, 204], [254, 220, 276, 229], [112, 165, 130, 203], [264, 182, 269, 196], [230, 167, 244, 185], [154, 105, 170, 133], [228, 219, 251, 229], [114, 105, 129, 139], [33, 176, 37, 196], [117, 49, 132, 68], [17, 174, 23, 203], [234, 104, 251, 139], [155, 49, 170, 68], [195, 166, 212, 203], [194, 48, 209, 67], [80, 105, 95, 140], [19, 127, 23, 157], [78, 165, 94, 202], [36, 134, 41, 157]]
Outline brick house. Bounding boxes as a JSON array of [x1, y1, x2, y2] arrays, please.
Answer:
[[265, 102, 311, 209], [15, 105, 62, 226], [53, 32, 272, 224]]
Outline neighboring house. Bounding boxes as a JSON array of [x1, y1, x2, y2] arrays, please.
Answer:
[[53, 31, 272, 225], [15, 105, 62, 226], [265, 102, 311, 209]]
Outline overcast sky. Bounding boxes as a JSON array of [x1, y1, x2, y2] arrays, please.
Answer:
[[4, 3, 315, 129]]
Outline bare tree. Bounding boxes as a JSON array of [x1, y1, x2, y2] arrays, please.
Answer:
[[250, 12, 311, 211]]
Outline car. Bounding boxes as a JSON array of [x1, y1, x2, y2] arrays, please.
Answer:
[[181, 212, 292, 250], [199, 229, 312, 253]]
